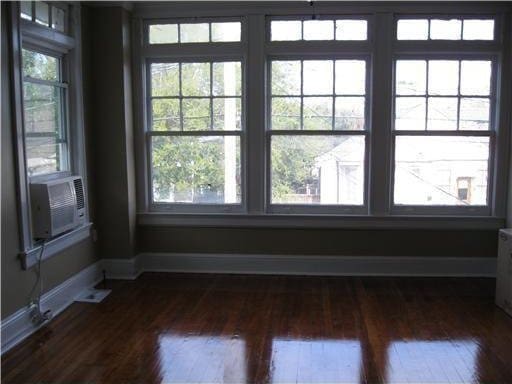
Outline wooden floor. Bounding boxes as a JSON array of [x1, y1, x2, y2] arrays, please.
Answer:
[[2, 273, 512, 384]]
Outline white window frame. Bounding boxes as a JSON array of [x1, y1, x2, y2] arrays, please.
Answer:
[[9, 2, 91, 268], [141, 17, 247, 214], [265, 15, 372, 214], [390, 14, 503, 216], [132, 3, 511, 229]]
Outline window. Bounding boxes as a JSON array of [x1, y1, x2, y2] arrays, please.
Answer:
[[12, 2, 90, 264], [270, 18, 368, 41], [149, 21, 241, 44], [269, 59, 367, 207], [20, 1, 67, 32], [268, 16, 369, 212], [396, 17, 495, 41], [22, 49, 68, 177], [135, 6, 509, 223], [393, 17, 496, 212], [145, 20, 244, 210]]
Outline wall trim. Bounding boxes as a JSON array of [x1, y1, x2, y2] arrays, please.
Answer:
[[1, 260, 103, 354], [103, 253, 497, 280]]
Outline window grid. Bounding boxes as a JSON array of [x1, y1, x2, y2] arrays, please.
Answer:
[[392, 56, 495, 210], [271, 59, 367, 131], [270, 18, 369, 41], [396, 16, 496, 41]]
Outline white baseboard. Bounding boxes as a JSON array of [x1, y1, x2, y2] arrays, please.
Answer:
[[103, 253, 497, 280], [1, 261, 104, 354]]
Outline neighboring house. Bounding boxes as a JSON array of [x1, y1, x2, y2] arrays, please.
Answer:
[[314, 136, 488, 206]]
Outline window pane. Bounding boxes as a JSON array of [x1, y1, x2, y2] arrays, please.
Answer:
[[181, 62, 210, 96], [335, 97, 365, 130], [397, 19, 428, 40], [149, 24, 178, 44], [459, 98, 490, 130], [51, 6, 65, 32], [182, 98, 210, 130], [152, 136, 241, 204], [460, 61, 491, 96], [272, 61, 301, 95], [303, 20, 333, 40], [336, 20, 367, 40], [212, 62, 241, 96], [213, 98, 242, 130], [271, 135, 365, 205], [271, 20, 302, 41], [396, 60, 426, 95], [23, 82, 66, 176], [463, 20, 494, 40], [151, 63, 179, 97], [303, 97, 332, 130], [23, 82, 62, 134], [211, 22, 241, 42], [395, 97, 426, 130], [394, 136, 489, 205], [303, 60, 333, 95], [26, 137, 66, 177], [35, 1, 49, 27], [335, 60, 365, 95], [271, 97, 301, 130], [20, 2, 32, 21], [430, 19, 461, 40], [427, 97, 458, 130], [151, 99, 180, 131], [428, 60, 459, 95], [22, 49, 58, 81], [180, 23, 209, 43]]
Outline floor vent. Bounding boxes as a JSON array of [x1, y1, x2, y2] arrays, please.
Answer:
[[74, 289, 111, 303]]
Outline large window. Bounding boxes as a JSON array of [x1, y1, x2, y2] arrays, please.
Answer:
[[22, 49, 68, 177], [136, 5, 510, 222], [268, 17, 369, 212], [392, 18, 496, 213], [146, 21, 243, 210]]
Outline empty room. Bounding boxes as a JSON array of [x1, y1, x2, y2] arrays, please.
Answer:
[[2, 1, 512, 383]]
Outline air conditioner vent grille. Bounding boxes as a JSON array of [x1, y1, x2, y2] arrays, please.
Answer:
[[49, 183, 75, 230], [74, 178, 85, 210]]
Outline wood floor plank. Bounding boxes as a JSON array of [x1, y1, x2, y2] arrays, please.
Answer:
[[2, 273, 512, 384]]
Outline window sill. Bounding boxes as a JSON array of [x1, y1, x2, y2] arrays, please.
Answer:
[[137, 213, 504, 230], [20, 223, 93, 270]]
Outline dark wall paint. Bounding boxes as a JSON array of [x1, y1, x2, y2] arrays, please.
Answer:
[[138, 226, 498, 257], [86, 6, 136, 259]]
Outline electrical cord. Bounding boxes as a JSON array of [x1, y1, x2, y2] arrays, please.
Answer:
[[28, 240, 50, 324]]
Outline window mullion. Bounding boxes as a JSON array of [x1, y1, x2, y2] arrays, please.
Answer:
[[246, 14, 266, 214], [369, 12, 394, 215]]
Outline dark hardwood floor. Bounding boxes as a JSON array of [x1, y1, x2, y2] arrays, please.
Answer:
[[2, 273, 512, 384]]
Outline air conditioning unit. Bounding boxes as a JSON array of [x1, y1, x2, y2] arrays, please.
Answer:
[[496, 229, 512, 317], [30, 176, 86, 239]]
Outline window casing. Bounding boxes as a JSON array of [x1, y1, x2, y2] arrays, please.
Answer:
[[134, 4, 511, 224]]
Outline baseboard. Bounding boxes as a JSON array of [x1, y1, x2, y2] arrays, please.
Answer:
[[1, 261, 103, 354], [102, 253, 497, 280]]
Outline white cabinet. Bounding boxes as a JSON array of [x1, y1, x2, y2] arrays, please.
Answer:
[[496, 229, 512, 316]]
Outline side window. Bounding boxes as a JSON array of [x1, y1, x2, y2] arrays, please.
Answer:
[[22, 49, 68, 177]]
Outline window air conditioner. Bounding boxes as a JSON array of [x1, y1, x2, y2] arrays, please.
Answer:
[[30, 176, 86, 239]]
